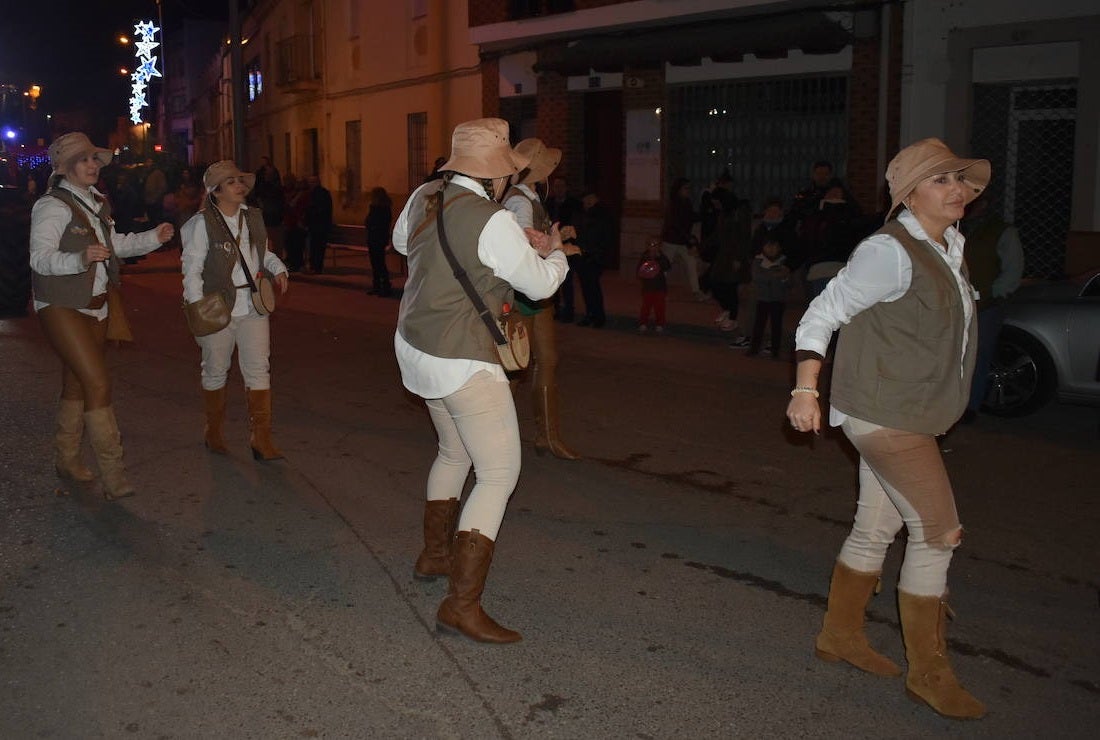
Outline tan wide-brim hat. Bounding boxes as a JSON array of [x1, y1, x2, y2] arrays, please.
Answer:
[[203, 160, 256, 194], [513, 138, 562, 185], [440, 118, 529, 180], [48, 132, 113, 175], [886, 137, 990, 221]]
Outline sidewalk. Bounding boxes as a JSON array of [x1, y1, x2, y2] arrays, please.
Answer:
[[136, 247, 794, 345]]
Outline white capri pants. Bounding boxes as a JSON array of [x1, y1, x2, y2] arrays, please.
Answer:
[[424, 370, 522, 541], [195, 310, 272, 391]]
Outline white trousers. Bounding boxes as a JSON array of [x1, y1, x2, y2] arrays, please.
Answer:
[[424, 371, 522, 541], [837, 416, 961, 596], [661, 241, 701, 294], [195, 310, 272, 391]]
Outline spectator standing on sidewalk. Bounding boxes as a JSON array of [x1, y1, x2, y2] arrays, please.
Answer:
[[573, 187, 613, 328], [305, 175, 332, 274], [636, 238, 671, 332], [704, 179, 752, 338], [747, 239, 790, 358], [660, 178, 704, 299], [545, 175, 582, 322], [365, 187, 393, 297]]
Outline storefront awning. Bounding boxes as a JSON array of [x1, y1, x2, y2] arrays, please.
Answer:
[[533, 11, 852, 75]]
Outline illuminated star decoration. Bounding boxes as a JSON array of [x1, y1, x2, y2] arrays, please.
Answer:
[[129, 21, 161, 124]]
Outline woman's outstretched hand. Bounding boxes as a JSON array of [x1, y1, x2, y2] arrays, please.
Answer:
[[154, 222, 175, 244]]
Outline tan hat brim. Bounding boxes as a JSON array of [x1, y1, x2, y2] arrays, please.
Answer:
[[441, 148, 529, 180], [518, 147, 562, 185], [55, 147, 113, 174], [206, 172, 257, 194], [887, 156, 990, 221]]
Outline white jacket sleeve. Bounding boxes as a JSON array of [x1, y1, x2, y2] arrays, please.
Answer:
[[110, 226, 163, 259], [29, 196, 88, 276], [477, 210, 567, 301], [795, 233, 912, 356], [180, 214, 209, 304]]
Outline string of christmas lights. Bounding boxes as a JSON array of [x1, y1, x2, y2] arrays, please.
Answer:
[[129, 20, 161, 125]]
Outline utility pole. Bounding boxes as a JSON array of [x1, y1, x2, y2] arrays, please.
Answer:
[[229, 0, 246, 163], [156, 0, 166, 156]]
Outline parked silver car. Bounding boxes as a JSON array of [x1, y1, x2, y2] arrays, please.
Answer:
[[983, 268, 1100, 416]]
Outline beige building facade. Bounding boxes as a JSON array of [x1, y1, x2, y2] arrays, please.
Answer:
[[227, 0, 482, 222]]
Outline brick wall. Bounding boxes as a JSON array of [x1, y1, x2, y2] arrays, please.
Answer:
[[846, 7, 903, 215], [532, 64, 587, 191], [481, 56, 501, 118]]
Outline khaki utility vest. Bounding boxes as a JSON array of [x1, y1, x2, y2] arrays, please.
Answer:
[[32, 187, 119, 308], [398, 181, 513, 364], [198, 205, 268, 312], [830, 220, 977, 435]]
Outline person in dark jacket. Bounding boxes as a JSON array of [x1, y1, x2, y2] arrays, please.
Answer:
[[572, 188, 613, 328], [305, 175, 332, 274], [660, 178, 703, 298], [546, 175, 582, 322], [364, 186, 393, 296]]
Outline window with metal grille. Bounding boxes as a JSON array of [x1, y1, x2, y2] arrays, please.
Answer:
[[407, 112, 428, 192], [971, 81, 1077, 279], [667, 76, 848, 213]]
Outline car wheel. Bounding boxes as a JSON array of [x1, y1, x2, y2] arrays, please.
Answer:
[[982, 326, 1057, 417]]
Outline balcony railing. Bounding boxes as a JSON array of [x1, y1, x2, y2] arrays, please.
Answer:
[[275, 34, 321, 91]]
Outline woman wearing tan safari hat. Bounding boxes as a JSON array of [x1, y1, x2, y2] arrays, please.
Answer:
[[502, 138, 583, 460], [393, 118, 570, 643], [786, 138, 990, 720], [181, 160, 289, 460], [30, 131, 175, 500]]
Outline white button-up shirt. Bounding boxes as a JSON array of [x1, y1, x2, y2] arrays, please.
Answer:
[[30, 179, 163, 319], [795, 209, 975, 427], [393, 175, 568, 399], [181, 204, 287, 318]]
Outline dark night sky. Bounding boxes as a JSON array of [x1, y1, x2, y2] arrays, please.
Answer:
[[1, 0, 230, 141]]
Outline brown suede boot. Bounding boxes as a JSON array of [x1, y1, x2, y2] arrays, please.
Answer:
[[414, 499, 460, 580], [533, 386, 581, 460], [55, 399, 95, 482], [203, 387, 230, 454], [815, 562, 902, 676], [84, 406, 135, 501], [437, 530, 522, 644], [899, 590, 986, 720], [246, 388, 284, 461]]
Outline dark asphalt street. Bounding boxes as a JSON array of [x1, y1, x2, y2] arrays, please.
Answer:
[[1, 253, 1097, 738]]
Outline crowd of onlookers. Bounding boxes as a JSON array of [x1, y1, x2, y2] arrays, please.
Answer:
[[2, 153, 337, 274], [631, 160, 886, 356], [3, 151, 911, 357]]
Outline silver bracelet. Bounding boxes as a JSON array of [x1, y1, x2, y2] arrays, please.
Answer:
[[790, 386, 819, 398]]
